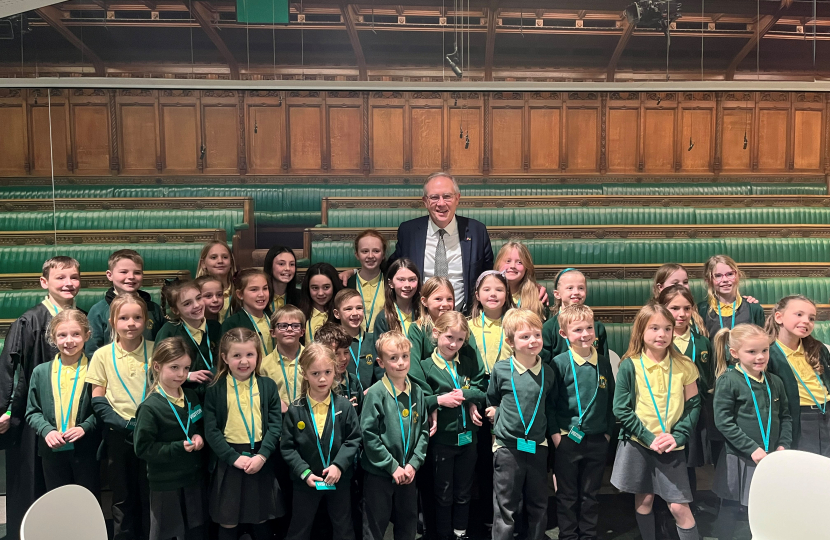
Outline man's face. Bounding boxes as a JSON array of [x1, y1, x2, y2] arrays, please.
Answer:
[[422, 176, 460, 229]]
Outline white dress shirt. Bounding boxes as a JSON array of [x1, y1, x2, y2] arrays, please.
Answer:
[[424, 217, 464, 309]]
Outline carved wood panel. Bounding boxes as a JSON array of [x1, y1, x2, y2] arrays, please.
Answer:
[[328, 107, 362, 171], [120, 105, 158, 172], [161, 105, 199, 172], [528, 108, 560, 171], [30, 105, 69, 173], [491, 108, 523, 172], [248, 105, 283, 172], [371, 107, 405, 172], [607, 108, 639, 172], [410, 107, 443, 172], [72, 105, 110, 171], [288, 106, 323, 170]]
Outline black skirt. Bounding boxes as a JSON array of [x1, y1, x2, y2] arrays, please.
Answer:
[[209, 442, 284, 526], [149, 480, 207, 540], [686, 392, 715, 467]]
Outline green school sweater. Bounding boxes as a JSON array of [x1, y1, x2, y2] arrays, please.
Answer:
[[134, 388, 204, 491], [280, 393, 362, 487], [697, 299, 765, 341], [419, 349, 487, 446], [551, 349, 616, 437], [220, 309, 273, 344], [613, 357, 701, 448], [25, 358, 99, 458], [154, 320, 222, 374], [85, 288, 165, 358], [713, 368, 792, 459], [676, 331, 714, 396], [766, 343, 830, 447], [541, 316, 609, 366], [346, 329, 380, 392], [360, 378, 429, 477], [336, 370, 364, 413], [203, 374, 282, 468], [486, 357, 558, 448]]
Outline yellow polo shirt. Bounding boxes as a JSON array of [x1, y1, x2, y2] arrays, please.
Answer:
[[357, 273, 384, 333], [308, 394, 331, 437], [41, 297, 74, 316], [225, 376, 262, 444], [87, 339, 154, 420], [777, 340, 828, 407], [156, 386, 186, 408], [249, 313, 274, 357], [51, 354, 89, 430], [468, 315, 512, 373], [305, 309, 328, 346], [395, 308, 414, 337], [270, 294, 286, 314], [631, 352, 698, 450], [261, 345, 304, 404], [673, 329, 691, 354], [183, 319, 206, 344]]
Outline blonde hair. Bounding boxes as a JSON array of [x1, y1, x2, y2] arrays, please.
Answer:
[[375, 331, 412, 359], [109, 293, 148, 343], [213, 327, 263, 383], [503, 308, 543, 342], [432, 311, 469, 339], [703, 255, 744, 304], [299, 342, 338, 397], [494, 242, 545, 320], [197, 240, 236, 281], [42, 256, 80, 279], [149, 337, 192, 393], [271, 304, 306, 329], [46, 309, 91, 348], [551, 268, 587, 313], [334, 288, 361, 310], [712, 324, 771, 379], [557, 304, 594, 334], [622, 304, 687, 364], [765, 295, 825, 375], [418, 277, 455, 327]]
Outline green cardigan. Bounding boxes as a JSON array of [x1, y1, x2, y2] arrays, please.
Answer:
[[203, 373, 282, 468], [697, 298, 765, 340], [25, 358, 99, 458], [541, 316, 609, 366], [551, 350, 616, 437], [154, 320, 222, 374], [219, 309, 273, 344], [677, 331, 714, 396]]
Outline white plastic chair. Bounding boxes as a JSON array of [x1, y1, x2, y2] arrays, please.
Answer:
[[748, 449, 830, 540], [20, 484, 107, 540], [608, 350, 621, 381]]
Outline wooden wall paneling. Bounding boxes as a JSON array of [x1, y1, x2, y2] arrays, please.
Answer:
[[29, 90, 68, 175], [527, 93, 562, 172], [201, 90, 239, 174], [606, 92, 640, 172], [448, 93, 482, 173], [720, 92, 754, 171], [370, 92, 405, 173], [69, 89, 111, 173], [117, 89, 159, 173], [756, 92, 790, 171], [565, 93, 600, 172], [409, 92, 443, 173], [286, 92, 324, 171], [490, 92, 524, 173], [0, 90, 27, 174], [246, 91, 284, 173], [159, 90, 200, 173], [792, 93, 824, 171], [643, 93, 677, 172], [679, 93, 715, 172], [326, 91, 362, 172]]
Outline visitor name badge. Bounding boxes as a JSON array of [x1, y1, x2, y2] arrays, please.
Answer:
[[126, 417, 137, 431], [54, 442, 75, 452], [517, 438, 536, 454], [315, 481, 336, 491], [189, 405, 203, 422], [568, 426, 585, 444], [458, 431, 473, 446]]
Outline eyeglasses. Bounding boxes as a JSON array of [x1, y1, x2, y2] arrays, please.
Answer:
[[713, 271, 737, 282], [276, 323, 302, 332], [425, 194, 456, 203]]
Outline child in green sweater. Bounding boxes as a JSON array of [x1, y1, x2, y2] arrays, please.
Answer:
[[360, 331, 429, 540], [486, 308, 557, 540], [220, 269, 274, 359], [712, 323, 792, 540], [134, 337, 206, 540], [333, 288, 380, 398]]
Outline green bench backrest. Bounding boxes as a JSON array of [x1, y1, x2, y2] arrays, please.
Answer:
[[0, 244, 203, 275], [0, 288, 163, 320]]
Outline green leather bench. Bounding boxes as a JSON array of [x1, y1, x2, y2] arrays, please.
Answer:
[[0, 288, 162, 320], [0, 244, 204, 275]]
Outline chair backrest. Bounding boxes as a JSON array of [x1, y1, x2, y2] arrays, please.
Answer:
[[608, 350, 621, 380], [748, 449, 830, 540], [21, 485, 107, 540]]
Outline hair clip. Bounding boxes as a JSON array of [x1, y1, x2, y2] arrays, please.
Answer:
[[475, 269, 508, 290]]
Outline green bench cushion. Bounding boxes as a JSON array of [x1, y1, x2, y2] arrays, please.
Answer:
[[0, 288, 162, 320], [0, 244, 203, 275]]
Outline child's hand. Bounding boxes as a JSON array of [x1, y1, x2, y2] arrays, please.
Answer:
[[234, 455, 251, 470], [245, 454, 266, 474], [364, 388, 369, 395], [392, 466, 408, 485], [469, 404, 482, 427], [191, 434, 205, 450], [403, 464, 417, 484], [322, 465, 341, 485], [551, 433, 562, 448], [63, 426, 85, 442], [0, 412, 11, 434], [776, 446, 786, 452], [429, 409, 438, 437], [305, 473, 325, 489], [656, 433, 677, 453], [649, 433, 673, 454], [350, 397, 358, 407], [188, 370, 213, 384], [605, 434, 611, 442], [744, 295, 759, 304], [537, 284, 549, 305], [485, 406, 496, 423], [751, 447, 768, 464], [45, 430, 66, 449], [437, 389, 464, 408], [281, 400, 288, 414]]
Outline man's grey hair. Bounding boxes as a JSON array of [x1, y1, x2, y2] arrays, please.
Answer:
[[423, 172, 461, 197]]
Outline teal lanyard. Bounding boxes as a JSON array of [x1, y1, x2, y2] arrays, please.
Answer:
[[243, 310, 271, 355], [674, 334, 696, 364], [509, 356, 545, 440], [232, 377, 257, 451], [183, 323, 213, 371], [278, 347, 301, 402], [56, 357, 84, 432], [307, 394, 336, 468], [480, 314, 504, 375], [395, 304, 412, 337], [356, 274, 382, 330], [388, 376, 413, 465], [740, 369, 772, 452], [516, 298, 521, 308], [567, 349, 599, 428], [349, 332, 364, 394], [639, 354, 673, 433], [111, 341, 148, 408], [775, 342, 827, 414], [46, 299, 60, 316], [438, 351, 466, 431], [717, 299, 737, 330], [157, 387, 192, 444], [270, 295, 284, 315], [307, 319, 314, 344]]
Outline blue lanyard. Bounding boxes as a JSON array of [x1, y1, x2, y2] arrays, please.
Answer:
[[243, 309, 271, 355], [639, 354, 673, 433], [480, 314, 504, 374], [307, 394, 336, 468], [717, 299, 737, 330], [56, 356, 84, 432], [395, 304, 412, 336], [157, 387, 192, 444], [111, 341, 148, 408], [775, 342, 827, 414], [388, 376, 413, 465], [356, 274, 382, 330], [740, 368, 772, 452], [183, 322, 213, 371], [437, 351, 466, 431], [674, 333, 696, 364], [270, 294, 285, 314], [46, 299, 60, 316], [567, 348, 599, 428], [232, 376, 257, 450], [278, 347, 301, 402], [509, 356, 545, 440], [515, 297, 521, 308], [349, 332, 364, 394]]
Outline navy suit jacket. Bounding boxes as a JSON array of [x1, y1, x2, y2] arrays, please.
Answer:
[[388, 215, 494, 312]]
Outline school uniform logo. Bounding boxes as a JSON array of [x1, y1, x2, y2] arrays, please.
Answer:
[[598, 376, 608, 389], [297, 421, 306, 430], [365, 354, 374, 365], [700, 351, 709, 363], [592, 338, 599, 348], [462, 376, 471, 390], [147, 319, 154, 329]]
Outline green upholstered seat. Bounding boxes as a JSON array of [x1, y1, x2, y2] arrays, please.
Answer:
[[0, 288, 162, 320], [0, 244, 203, 275]]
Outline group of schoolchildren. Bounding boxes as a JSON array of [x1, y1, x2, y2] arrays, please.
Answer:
[[2, 230, 829, 540]]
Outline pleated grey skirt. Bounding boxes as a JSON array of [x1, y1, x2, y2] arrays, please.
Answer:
[[712, 450, 756, 506], [610, 440, 693, 504], [149, 481, 207, 540], [209, 442, 284, 526]]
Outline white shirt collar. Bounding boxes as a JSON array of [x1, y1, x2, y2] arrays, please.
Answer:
[[427, 216, 458, 237]]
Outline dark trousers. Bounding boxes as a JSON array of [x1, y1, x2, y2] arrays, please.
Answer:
[[432, 442, 477, 538], [41, 448, 101, 495], [798, 406, 830, 458], [350, 465, 364, 540], [5, 423, 46, 540], [363, 471, 419, 540], [273, 452, 294, 539], [554, 434, 608, 540], [286, 483, 355, 540], [106, 430, 151, 540], [417, 443, 436, 539], [492, 446, 549, 540], [472, 417, 494, 528]]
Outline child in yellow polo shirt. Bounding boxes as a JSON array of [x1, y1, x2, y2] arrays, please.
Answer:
[[261, 305, 306, 412], [88, 293, 155, 540], [611, 304, 701, 540], [346, 230, 387, 335]]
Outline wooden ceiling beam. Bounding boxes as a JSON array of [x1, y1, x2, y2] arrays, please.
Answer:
[[725, 6, 786, 80], [190, 0, 240, 79], [606, 18, 634, 82], [35, 5, 106, 76], [484, 0, 500, 81], [340, 2, 368, 80]]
